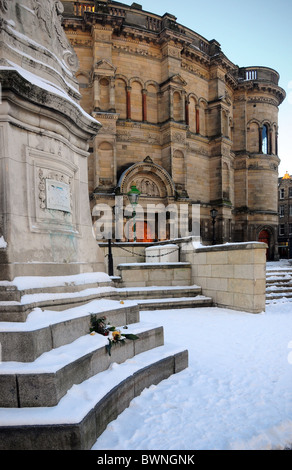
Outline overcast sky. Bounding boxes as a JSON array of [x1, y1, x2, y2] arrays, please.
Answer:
[[121, 0, 292, 175]]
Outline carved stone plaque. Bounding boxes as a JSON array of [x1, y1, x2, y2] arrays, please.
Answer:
[[46, 179, 71, 213]]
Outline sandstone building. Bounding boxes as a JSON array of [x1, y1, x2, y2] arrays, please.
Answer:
[[278, 172, 292, 258], [62, 0, 285, 259]]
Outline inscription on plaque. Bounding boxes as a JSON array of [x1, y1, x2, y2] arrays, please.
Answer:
[[46, 179, 71, 213]]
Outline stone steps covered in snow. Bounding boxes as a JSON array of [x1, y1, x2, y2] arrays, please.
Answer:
[[136, 296, 213, 310], [115, 284, 213, 310], [0, 343, 188, 450], [0, 279, 212, 323], [0, 319, 164, 408], [266, 265, 292, 303], [0, 299, 140, 362], [0, 272, 191, 449], [0, 273, 116, 322]]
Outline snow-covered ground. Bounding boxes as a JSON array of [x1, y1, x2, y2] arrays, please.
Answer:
[[92, 260, 292, 451]]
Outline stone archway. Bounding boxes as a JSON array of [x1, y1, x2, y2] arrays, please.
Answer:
[[118, 157, 176, 241], [118, 156, 176, 199], [257, 226, 275, 261]]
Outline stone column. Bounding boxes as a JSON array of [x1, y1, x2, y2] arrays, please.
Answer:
[[142, 89, 147, 122], [126, 86, 132, 120]]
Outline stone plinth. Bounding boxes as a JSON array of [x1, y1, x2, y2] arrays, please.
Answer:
[[0, 0, 105, 281]]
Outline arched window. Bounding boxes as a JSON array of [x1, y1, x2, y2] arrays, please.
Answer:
[[262, 124, 269, 154]]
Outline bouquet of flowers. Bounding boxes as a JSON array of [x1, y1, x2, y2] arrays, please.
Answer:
[[90, 315, 139, 356]]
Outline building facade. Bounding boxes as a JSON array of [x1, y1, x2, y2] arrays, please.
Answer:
[[278, 172, 292, 258], [62, 0, 285, 259]]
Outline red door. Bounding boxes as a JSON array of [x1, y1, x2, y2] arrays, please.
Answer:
[[258, 230, 269, 259]]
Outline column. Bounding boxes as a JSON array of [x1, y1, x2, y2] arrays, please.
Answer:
[[126, 86, 131, 120], [142, 89, 147, 122]]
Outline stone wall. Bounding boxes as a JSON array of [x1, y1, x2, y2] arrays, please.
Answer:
[[181, 241, 267, 313]]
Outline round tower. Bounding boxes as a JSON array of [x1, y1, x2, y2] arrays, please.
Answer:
[[233, 67, 285, 259]]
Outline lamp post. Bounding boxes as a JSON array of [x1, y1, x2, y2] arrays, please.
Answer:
[[127, 184, 141, 243], [210, 208, 218, 245]]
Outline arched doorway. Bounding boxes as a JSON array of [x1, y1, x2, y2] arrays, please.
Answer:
[[118, 157, 176, 242], [258, 229, 269, 259]]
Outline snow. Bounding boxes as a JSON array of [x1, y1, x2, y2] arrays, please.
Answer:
[[0, 272, 111, 290], [0, 236, 7, 249], [0, 261, 291, 450], [0, 320, 158, 375], [91, 261, 292, 451], [0, 61, 100, 126], [0, 298, 137, 332]]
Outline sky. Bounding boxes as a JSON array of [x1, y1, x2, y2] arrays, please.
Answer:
[[121, 0, 292, 176]]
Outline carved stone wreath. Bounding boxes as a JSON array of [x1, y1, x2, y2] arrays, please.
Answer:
[[0, 0, 9, 13]]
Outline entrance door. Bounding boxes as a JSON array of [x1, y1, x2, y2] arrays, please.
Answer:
[[258, 230, 269, 259]]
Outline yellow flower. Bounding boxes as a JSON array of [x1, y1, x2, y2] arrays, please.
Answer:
[[112, 330, 121, 341]]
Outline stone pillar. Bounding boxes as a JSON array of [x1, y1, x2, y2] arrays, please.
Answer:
[[126, 86, 132, 120], [142, 89, 147, 122], [185, 100, 189, 126], [93, 76, 100, 111], [196, 108, 200, 134], [109, 77, 116, 111]]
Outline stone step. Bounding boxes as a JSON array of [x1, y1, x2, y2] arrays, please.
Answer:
[[266, 269, 292, 275], [0, 299, 140, 362], [265, 268, 292, 303], [266, 291, 292, 300], [0, 321, 164, 408], [136, 296, 213, 310], [266, 285, 292, 292], [266, 280, 292, 286], [0, 273, 115, 322], [116, 284, 203, 299], [0, 344, 188, 450]]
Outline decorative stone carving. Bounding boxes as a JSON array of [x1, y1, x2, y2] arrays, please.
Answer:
[[0, 0, 8, 13], [136, 178, 160, 197], [38, 168, 73, 212]]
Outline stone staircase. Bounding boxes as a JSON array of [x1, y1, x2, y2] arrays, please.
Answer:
[[266, 264, 292, 303], [0, 265, 211, 450], [114, 261, 213, 310]]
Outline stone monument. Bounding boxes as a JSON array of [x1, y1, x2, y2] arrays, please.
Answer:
[[0, 0, 105, 280]]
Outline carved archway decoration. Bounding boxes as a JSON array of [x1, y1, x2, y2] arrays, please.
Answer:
[[118, 157, 176, 200]]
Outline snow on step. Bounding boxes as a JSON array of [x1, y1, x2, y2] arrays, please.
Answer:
[[0, 299, 137, 333], [0, 343, 186, 427], [0, 321, 160, 375]]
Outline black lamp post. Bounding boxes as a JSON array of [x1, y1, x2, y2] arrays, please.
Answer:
[[107, 237, 114, 277], [127, 184, 141, 242], [210, 208, 218, 245]]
